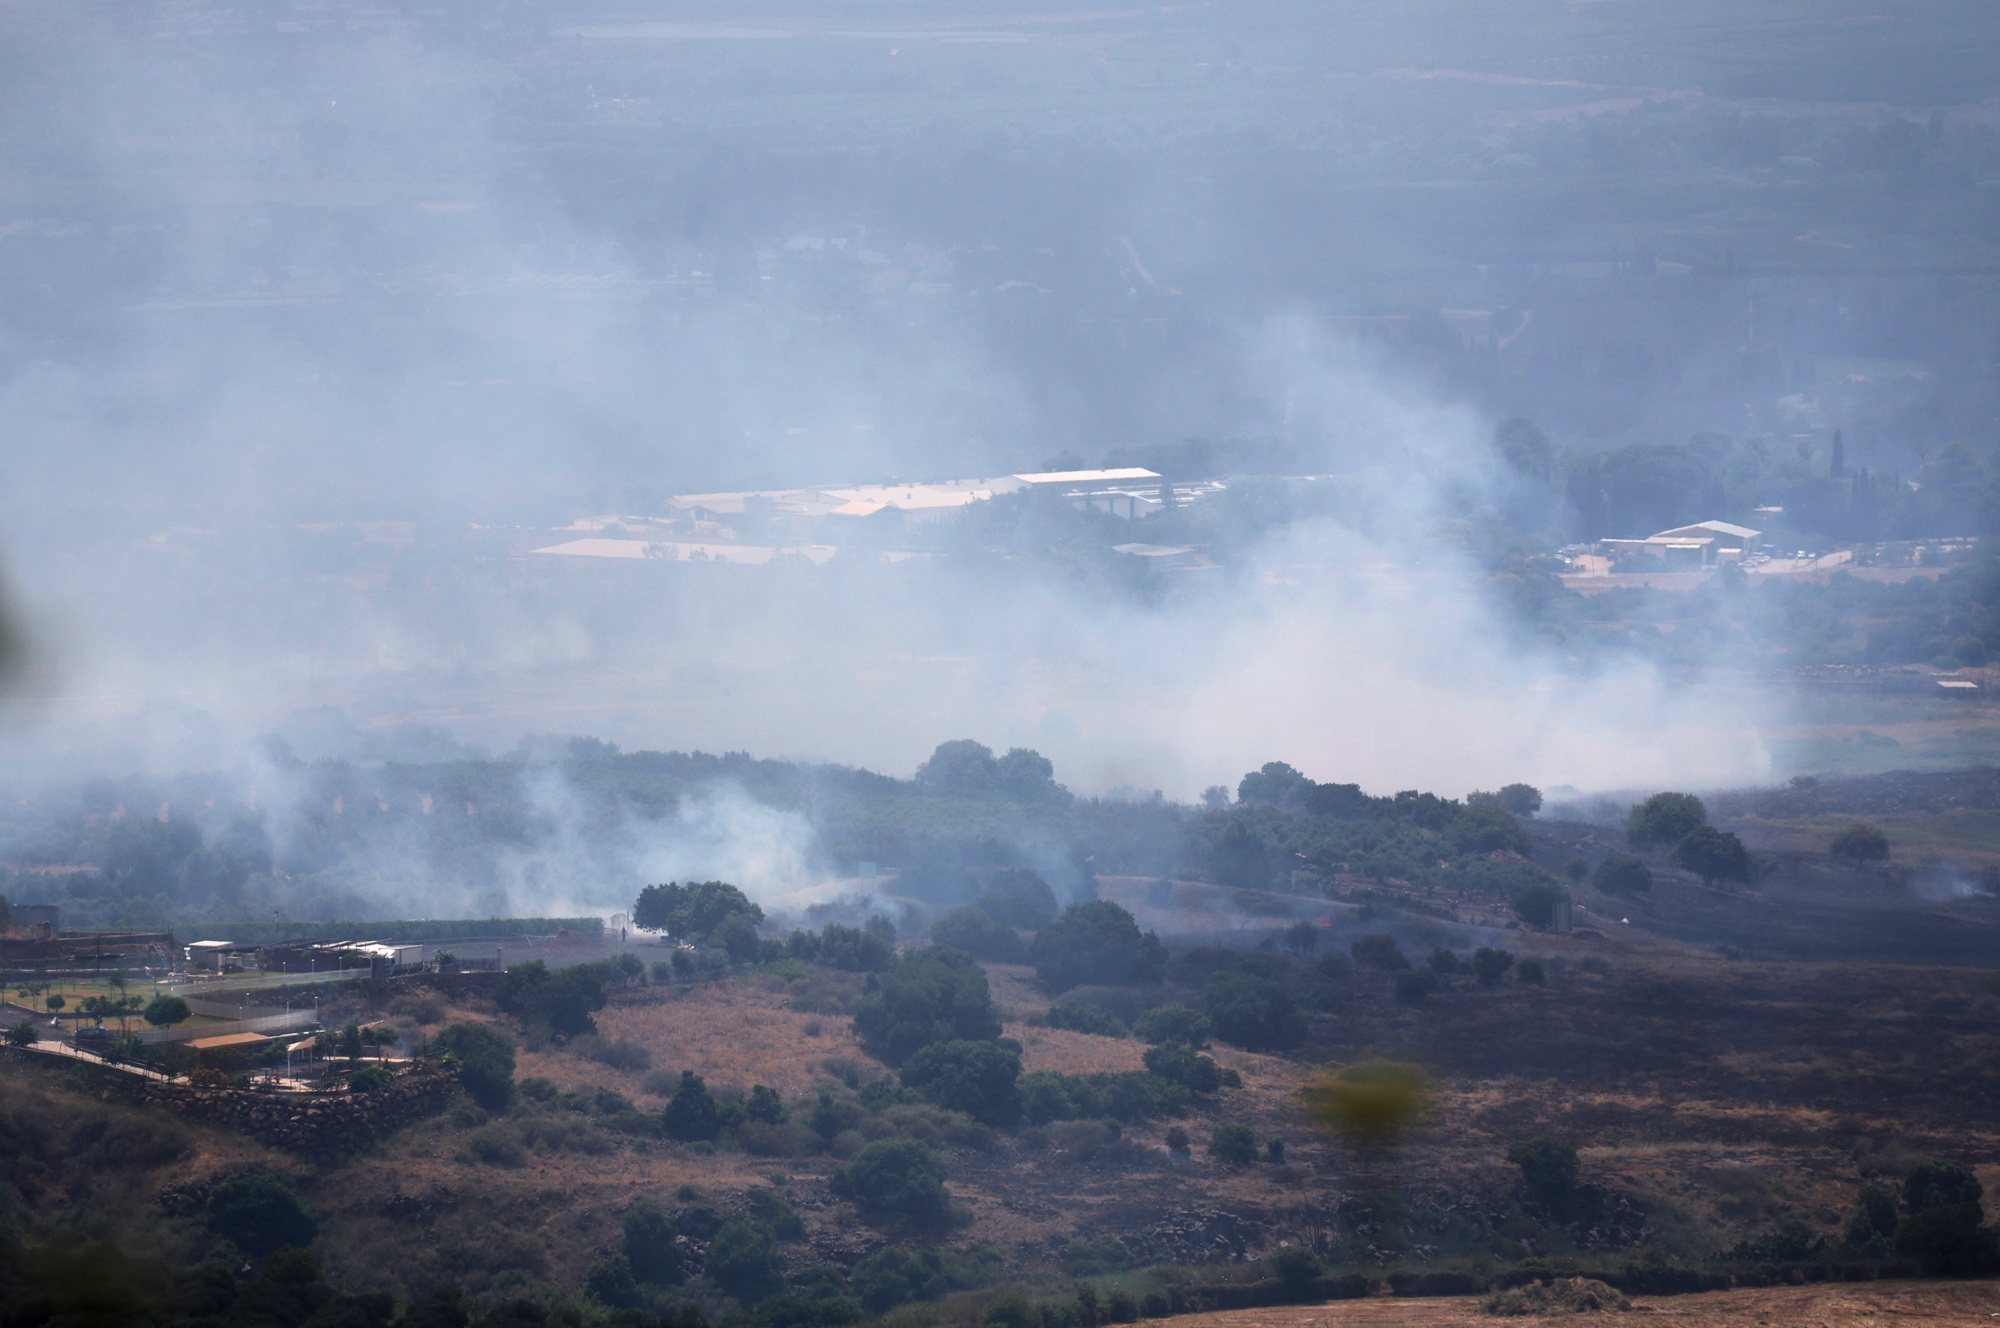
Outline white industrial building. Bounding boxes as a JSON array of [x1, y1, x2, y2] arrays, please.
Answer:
[[1603, 520, 1761, 565]]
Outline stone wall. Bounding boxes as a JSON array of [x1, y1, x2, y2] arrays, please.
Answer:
[[5, 1045, 459, 1156]]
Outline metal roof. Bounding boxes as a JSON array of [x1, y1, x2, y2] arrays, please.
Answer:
[[187, 1032, 272, 1051], [1012, 467, 1161, 485], [1655, 520, 1760, 540]]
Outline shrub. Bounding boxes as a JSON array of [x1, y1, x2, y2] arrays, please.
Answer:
[[1209, 1124, 1257, 1166], [1844, 1183, 1899, 1249], [746, 1084, 785, 1124], [975, 869, 1060, 929], [708, 1221, 784, 1301], [899, 1040, 1022, 1125], [1508, 1137, 1580, 1201], [1593, 854, 1653, 896], [1044, 999, 1126, 1037], [349, 1065, 394, 1094], [433, 1022, 516, 1110], [832, 1139, 950, 1228], [1141, 1043, 1227, 1092], [1517, 958, 1547, 986], [1164, 1126, 1191, 1157], [621, 1200, 685, 1285], [496, 960, 608, 1037], [1133, 1004, 1210, 1047], [809, 1090, 864, 1141], [852, 946, 1002, 1065], [206, 1170, 318, 1257], [1447, 804, 1530, 856], [1030, 902, 1166, 992], [576, 1036, 652, 1072], [663, 1071, 724, 1142], [585, 1253, 643, 1308], [465, 1124, 526, 1166], [1904, 1160, 1983, 1212], [1393, 971, 1438, 1004], [931, 907, 1027, 963], [1203, 960, 1307, 1051], [1349, 933, 1409, 971], [1264, 1246, 1323, 1296], [1017, 1072, 1079, 1126], [814, 921, 896, 972], [1894, 1203, 1998, 1274], [1727, 1222, 1825, 1263], [1472, 947, 1514, 986]]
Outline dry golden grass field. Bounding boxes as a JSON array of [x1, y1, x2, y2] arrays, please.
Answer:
[[1155, 1279, 2000, 1326]]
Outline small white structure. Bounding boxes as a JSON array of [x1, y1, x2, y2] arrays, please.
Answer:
[[185, 940, 253, 972]]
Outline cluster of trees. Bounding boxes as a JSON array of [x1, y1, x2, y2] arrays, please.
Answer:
[[1734, 1160, 2000, 1276], [914, 741, 1070, 804], [1627, 793, 1753, 886]]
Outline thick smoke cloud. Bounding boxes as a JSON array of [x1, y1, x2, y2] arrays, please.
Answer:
[[0, 4, 1783, 822]]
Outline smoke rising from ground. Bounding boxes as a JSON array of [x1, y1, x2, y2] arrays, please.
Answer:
[[0, 5, 1794, 820]]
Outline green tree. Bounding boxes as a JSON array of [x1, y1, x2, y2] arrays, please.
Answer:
[[1592, 854, 1653, 896], [1203, 961, 1307, 1051], [1236, 761, 1314, 808], [746, 1084, 785, 1125], [1904, 1160, 1982, 1213], [930, 907, 1026, 963], [900, 1039, 1021, 1125], [496, 960, 608, 1037], [585, 1253, 643, 1308], [620, 1201, 685, 1285], [663, 1071, 723, 1142], [1626, 792, 1708, 847], [707, 1221, 783, 1301], [143, 995, 191, 1029], [433, 1022, 515, 1109], [1134, 1005, 1211, 1047], [632, 881, 764, 942], [1674, 826, 1753, 885], [1507, 1137, 1581, 1202], [1844, 1183, 1899, 1252], [1142, 1043, 1227, 1092], [1895, 1204, 1998, 1275], [206, 1170, 318, 1257], [1350, 933, 1408, 971], [832, 1139, 950, 1228], [1494, 783, 1543, 817], [975, 869, 1059, 929], [914, 739, 1001, 795], [1030, 902, 1166, 992], [1829, 822, 1891, 867], [853, 946, 1002, 1065]]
